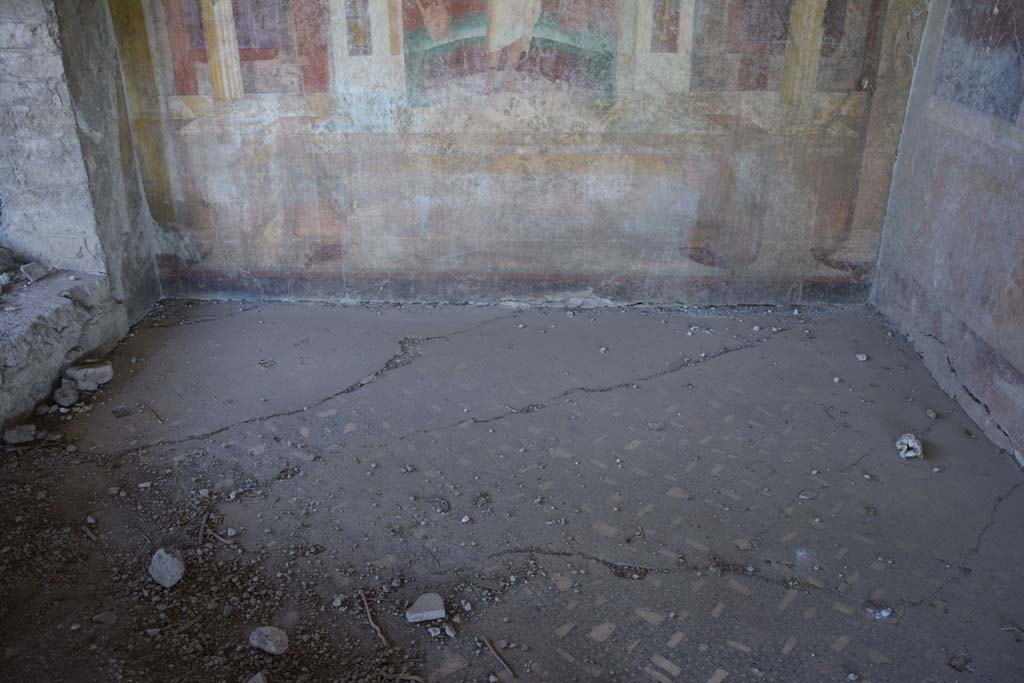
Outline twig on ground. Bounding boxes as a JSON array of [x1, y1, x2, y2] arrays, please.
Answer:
[[419, 542, 442, 570], [484, 638, 516, 678], [144, 403, 164, 423], [360, 590, 389, 647], [197, 511, 210, 547], [209, 531, 234, 546]]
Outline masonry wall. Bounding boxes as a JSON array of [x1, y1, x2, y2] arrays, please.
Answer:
[[54, 0, 162, 321], [0, 0, 105, 271], [0, 0, 163, 428], [116, 0, 925, 304], [873, 0, 1024, 464]]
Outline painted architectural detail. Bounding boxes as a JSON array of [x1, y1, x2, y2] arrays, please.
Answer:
[[294, 0, 331, 92], [200, 0, 244, 99], [651, 0, 681, 54], [233, 0, 284, 54], [388, 0, 404, 54], [157, 1, 884, 102], [401, 0, 618, 105], [782, 0, 826, 104], [163, 0, 201, 95], [691, 0, 792, 91], [123, 0, 913, 303], [346, 0, 374, 55], [816, 0, 882, 92], [163, 0, 329, 96], [633, 0, 695, 95]]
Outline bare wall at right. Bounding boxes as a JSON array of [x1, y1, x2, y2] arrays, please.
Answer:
[[873, 0, 1024, 464]]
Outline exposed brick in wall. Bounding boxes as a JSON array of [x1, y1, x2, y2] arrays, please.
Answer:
[[0, 0, 105, 271]]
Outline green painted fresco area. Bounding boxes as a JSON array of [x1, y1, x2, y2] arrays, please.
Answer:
[[404, 11, 616, 105], [405, 12, 615, 54]]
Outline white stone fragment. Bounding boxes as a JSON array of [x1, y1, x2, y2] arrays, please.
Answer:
[[65, 361, 114, 391], [20, 262, 49, 283], [249, 626, 289, 655], [148, 549, 185, 588], [405, 593, 446, 623], [895, 433, 923, 459]]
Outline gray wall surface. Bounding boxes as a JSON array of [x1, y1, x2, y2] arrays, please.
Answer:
[[0, 0, 105, 271], [873, 0, 1024, 465], [0, 0, 160, 321], [54, 0, 162, 320], [0, 0, 161, 427]]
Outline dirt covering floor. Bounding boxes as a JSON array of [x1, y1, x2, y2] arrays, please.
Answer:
[[1, 301, 1022, 682]]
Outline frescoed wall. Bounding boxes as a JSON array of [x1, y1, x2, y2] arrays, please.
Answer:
[[401, 0, 617, 105], [113, 0, 926, 303], [162, 0, 330, 96], [691, 0, 792, 92]]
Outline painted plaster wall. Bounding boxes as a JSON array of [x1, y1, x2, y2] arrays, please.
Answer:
[[119, 0, 926, 303], [873, 0, 1024, 464], [0, 0, 105, 271]]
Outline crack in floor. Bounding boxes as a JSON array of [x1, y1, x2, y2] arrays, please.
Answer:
[[921, 331, 1019, 462], [898, 479, 1023, 611], [146, 304, 262, 329], [964, 480, 1022, 560], [105, 312, 519, 458], [355, 328, 791, 451], [102, 318, 788, 463], [488, 546, 673, 579], [488, 545, 853, 599]]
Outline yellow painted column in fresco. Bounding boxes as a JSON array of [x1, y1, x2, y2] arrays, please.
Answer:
[[201, 0, 244, 100], [782, 0, 827, 105], [387, 0, 403, 55]]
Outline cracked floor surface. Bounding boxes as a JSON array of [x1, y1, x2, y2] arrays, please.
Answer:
[[2, 301, 1023, 682]]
